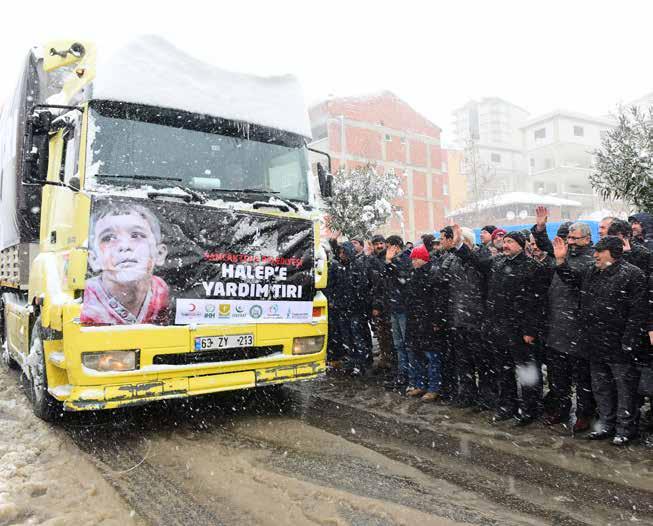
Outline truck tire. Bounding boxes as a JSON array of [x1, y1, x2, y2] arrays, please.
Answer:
[[26, 317, 62, 422]]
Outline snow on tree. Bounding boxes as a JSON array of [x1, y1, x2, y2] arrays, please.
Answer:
[[591, 106, 653, 213], [324, 164, 402, 239]]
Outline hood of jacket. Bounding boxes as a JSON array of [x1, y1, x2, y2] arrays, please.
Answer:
[[629, 212, 653, 239]]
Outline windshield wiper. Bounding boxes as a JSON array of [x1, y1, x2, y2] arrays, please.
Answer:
[[208, 188, 299, 212], [96, 174, 183, 182]]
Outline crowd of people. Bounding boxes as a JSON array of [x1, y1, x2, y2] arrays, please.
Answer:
[[325, 208, 653, 448]]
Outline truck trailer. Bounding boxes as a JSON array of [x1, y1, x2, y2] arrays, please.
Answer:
[[0, 37, 330, 420]]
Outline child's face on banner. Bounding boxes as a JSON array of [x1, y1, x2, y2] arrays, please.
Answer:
[[90, 213, 167, 284]]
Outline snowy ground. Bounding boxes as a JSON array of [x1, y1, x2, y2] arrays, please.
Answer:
[[1, 362, 652, 526], [0, 368, 142, 526]]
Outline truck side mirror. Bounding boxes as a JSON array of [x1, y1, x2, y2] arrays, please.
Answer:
[[317, 162, 333, 198], [23, 111, 53, 183]]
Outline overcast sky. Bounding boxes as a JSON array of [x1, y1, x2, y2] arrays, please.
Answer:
[[2, 0, 651, 144]]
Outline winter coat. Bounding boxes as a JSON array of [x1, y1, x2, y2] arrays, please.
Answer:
[[629, 212, 653, 253], [531, 225, 597, 354], [326, 242, 369, 319], [557, 259, 648, 363], [440, 247, 485, 329], [623, 242, 651, 277], [371, 252, 411, 315], [456, 245, 546, 338], [405, 261, 447, 353]]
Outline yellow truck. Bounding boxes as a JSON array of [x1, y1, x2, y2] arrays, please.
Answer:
[[0, 37, 331, 420]]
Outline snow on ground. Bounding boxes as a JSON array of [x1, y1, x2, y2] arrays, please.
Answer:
[[0, 371, 141, 526]]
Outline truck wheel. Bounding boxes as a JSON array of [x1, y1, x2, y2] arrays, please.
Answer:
[[26, 317, 62, 422]]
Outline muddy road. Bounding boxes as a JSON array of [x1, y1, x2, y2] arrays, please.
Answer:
[[51, 373, 653, 526]]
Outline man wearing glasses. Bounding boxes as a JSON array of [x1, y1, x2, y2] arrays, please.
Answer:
[[531, 207, 596, 432]]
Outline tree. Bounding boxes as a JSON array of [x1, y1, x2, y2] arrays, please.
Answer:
[[591, 106, 653, 213], [324, 164, 402, 239]]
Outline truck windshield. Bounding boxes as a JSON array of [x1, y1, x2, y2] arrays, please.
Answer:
[[85, 101, 310, 203]]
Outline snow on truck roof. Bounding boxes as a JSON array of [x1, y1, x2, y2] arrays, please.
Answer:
[[92, 35, 312, 139]]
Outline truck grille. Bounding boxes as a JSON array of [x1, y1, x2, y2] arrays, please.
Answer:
[[152, 346, 283, 366]]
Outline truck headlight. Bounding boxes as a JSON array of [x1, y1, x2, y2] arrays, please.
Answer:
[[292, 336, 325, 355], [82, 350, 139, 372]]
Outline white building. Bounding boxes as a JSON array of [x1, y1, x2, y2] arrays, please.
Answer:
[[521, 110, 615, 210], [451, 97, 530, 197]]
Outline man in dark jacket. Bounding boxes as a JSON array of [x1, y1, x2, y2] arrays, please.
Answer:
[[555, 236, 648, 446], [478, 225, 497, 259], [608, 219, 651, 276], [326, 242, 372, 375], [404, 244, 447, 400], [629, 212, 653, 253], [531, 208, 596, 431], [369, 235, 394, 372], [454, 227, 546, 425], [443, 227, 494, 409], [373, 235, 412, 389]]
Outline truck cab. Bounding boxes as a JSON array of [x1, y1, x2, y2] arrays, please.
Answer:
[[0, 38, 330, 420]]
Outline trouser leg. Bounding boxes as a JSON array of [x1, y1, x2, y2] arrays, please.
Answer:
[[391, 313, 409, 383], [548, 349, 573, 420], [425, 351, 442, 393], [374, 315, 395, 369], [440, 328, 458, 400], [455, 328, 478, 404], [573, 356, 595, 419], [591, 361, 617, 433], [495, 341, 518, 416], [511, 339, 543, 418], [610, 362, 641, 437]]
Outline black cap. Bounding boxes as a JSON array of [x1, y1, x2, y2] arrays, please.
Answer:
[[556, 221, 573, 239], [481, 225, 497, 234], [504, 231, 526, 249], [594, 235, 624, 259], [371, 234, 386, 244]]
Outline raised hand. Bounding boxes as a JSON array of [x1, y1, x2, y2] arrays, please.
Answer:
[[535, 205, 548, 231], [552, 236, 568, 263]]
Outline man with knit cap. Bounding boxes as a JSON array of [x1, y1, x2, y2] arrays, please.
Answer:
[[479, 225, 497, 258], [555, 235, 648, 446], [453, 226, 545, 425], [404, 244, 446, 400]]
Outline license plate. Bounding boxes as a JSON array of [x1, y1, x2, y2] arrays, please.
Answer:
[[194, 334, 254, 351]]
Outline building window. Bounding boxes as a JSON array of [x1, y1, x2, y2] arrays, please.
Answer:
[[544, 158, 553, 169], [573, 125, 584, 137], [400, 136, 406, 144], [384, 133, 392, 142], [441, 160, 448, 172], [529, 158, 535, 168], [443, 183, 449, 196], [491, 153, 501, 163], [534, 128, 546, 140]]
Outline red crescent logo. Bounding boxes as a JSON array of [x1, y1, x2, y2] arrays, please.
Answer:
[[189, 303, 197, 312]]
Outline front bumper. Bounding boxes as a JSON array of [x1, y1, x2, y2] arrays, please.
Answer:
[[46, 305, 327, 411]]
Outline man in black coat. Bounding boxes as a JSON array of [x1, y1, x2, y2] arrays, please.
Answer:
[[369, 235, 394, 372], [454, 227, 546, 425], [326, 242, 372, 375], [555, 236, 648, 446], [608, 219, 651, 277], [531, 208, 596, 431], [442, 227, 494, 410], [629, 212, 653, 253], [373, 235, 412, 389], [404, 244, 447, 399]]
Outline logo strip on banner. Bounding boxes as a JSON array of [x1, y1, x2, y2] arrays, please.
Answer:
[[175, 299, 313, 325]]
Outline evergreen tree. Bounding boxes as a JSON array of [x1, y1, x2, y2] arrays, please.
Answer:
[[591, 106, 653, 212], [324, 164, 402, 239]]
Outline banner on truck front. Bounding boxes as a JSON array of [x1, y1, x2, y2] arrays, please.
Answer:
[[80, 196, 314, 326]]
